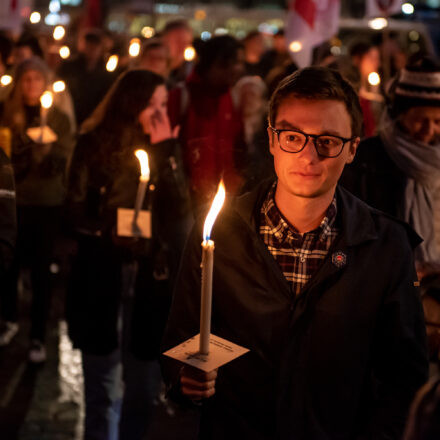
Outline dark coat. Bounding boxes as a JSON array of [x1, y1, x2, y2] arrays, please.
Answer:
[[161, 181, 428, 440], [0, 149, 16, 275], [67, 132, 191, 357], [340, 135, 407, 219]]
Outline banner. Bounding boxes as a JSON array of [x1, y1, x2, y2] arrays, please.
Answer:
[[365, 0, 403, 17], [286, 0, 341, 68]]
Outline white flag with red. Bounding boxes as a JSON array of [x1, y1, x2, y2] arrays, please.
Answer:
[[286, 0, 341, 68], [366, 0, 403, 17]]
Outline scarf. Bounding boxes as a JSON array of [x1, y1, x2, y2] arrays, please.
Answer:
[[379, 111, 440, 262]]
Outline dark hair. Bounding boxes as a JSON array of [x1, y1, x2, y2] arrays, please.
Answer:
[[196, 35, 242, 75], [349, 41, 375, 59], [141, 38, 166, 57], [243, 31, 261, 44], [162, 19, 191, 35], [403, 378, 440, 440], [0, 32, 12, 66], [83, 29, 103, 45], [93, 70, 165, 156], [15, 33, 43, 59], [268, 67, 363, 137]]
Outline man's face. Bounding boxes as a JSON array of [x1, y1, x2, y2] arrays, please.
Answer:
[[399, 106, 440, 145], [208, 49, 245, 90], [269, 97, 359, 199], [163, 28, 193, 66]]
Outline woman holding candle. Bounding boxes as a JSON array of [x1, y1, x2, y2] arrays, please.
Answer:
[[67, 69, 190, 440], [0, 57, 73, 362]]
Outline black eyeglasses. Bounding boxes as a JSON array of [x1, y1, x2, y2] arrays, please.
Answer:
[[269, 126, 356, 158]]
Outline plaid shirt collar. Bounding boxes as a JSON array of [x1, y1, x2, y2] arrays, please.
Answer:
[[261, 182, 338, 245]]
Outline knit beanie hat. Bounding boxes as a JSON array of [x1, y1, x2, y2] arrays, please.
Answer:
[[14, 56, 50, 85], [390, 57, 440, 116]]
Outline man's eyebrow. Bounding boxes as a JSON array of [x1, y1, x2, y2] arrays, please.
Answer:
[[274, 120, 349, 137]]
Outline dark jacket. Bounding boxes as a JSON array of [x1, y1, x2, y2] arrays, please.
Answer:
[[67, 132, 191, 356], [340, 135, 407, 219], [162, 181, 428, 440], [0, 149, 16, 275], [7, 104, 74, 207]]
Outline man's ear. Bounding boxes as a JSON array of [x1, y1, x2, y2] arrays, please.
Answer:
[[346, 137, 360, 164], [267, 126, 275, 156]]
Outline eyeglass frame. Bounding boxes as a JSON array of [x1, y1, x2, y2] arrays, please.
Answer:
[[269, 125, 357, 158]]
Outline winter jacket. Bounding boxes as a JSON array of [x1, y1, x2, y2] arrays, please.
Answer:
[[0, 149, 16, 275], [162, 180, 428, 440], [67, 132, 191, 356], [4, 104, 74, 207]]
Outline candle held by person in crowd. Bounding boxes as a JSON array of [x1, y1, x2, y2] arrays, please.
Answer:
[[133, 149, 150, 232], [39, 91, 53, 143], [200, 180, 226, 354]]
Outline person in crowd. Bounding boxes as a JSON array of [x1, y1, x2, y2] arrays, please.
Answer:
[[233, 75, 273, 191], [259, 29, 290, 79], [403, 377, 440, 440], [11, 33, 44, 67], [341, 57, 440, 266], [67, 69, 190, 440], [168, 35, 246, 210], [0, 148, 16, 279], [349, 40, 383, 135], [137, 38, 169, 78], [161, 20, 193, 88], [162, 67, 428, 439], [58, 29, 114, 125], [0, 57, 73, 361], [242, 30, 266, 77]]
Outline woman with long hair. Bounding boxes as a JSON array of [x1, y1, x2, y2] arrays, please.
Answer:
[[0, 57, 73, 362], [67, 69, 190, 440]]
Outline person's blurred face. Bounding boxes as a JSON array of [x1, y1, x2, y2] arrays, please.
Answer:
[[163, 27, 193, 68], [20, 69, 46, 105], [273, 34, 287, 53], [138, 84, 168, 135], [358, 47, 380, 79], [208, 48, 245, 91], [245, 34, 265, 61], [139, 46, 169, 77], [400, 106, 440, 145], [13, 46, 33, 66], [268, 97, 359, 199], [82, 41, 104, 64]]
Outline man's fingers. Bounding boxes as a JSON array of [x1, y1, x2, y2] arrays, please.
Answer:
[[180, 376, 216, 391], [182, 366, 218, 381], [181, 386, 216, 400]]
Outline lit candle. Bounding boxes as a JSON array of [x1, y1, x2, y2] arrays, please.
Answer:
[[133, 149, 150, 232], [200, 180, 226, 354], [40, 91, 53, 143]]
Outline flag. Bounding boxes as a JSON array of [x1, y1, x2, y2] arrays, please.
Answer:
[[365, 0, 403, 17], [286, 0, 341, 68]]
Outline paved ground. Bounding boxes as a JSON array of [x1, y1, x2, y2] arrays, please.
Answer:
[[0, 244, 200, 440]]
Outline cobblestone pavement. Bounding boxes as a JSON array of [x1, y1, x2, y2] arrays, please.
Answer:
[[0, 251, 200, 439]]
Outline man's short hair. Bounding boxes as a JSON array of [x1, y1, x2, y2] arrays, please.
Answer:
[[162, 19, 191, 35], [268, 67, 363, 137]]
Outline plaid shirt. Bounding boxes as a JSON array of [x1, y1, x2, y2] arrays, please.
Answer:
[[259, 183, 339, 295]]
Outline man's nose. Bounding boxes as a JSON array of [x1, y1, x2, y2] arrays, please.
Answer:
[[298, 137, 319, 162]]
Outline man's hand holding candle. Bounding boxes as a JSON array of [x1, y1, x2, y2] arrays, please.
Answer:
[[180, 366, 218, 400]]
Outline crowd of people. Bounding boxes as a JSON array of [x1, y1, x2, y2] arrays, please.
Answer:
[[0, 16, 439, 440]]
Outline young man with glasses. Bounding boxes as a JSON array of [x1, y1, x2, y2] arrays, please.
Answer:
[[162, 67, 428, 439]]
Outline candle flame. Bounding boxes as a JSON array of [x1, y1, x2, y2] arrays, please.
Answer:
[[129, 38, 141, 57], [203, 180, 226, 242], [106, 55, 118, 72], [135, 149, 150, 180], [52, 80, 65, 92], [40, 91, 53, 109]]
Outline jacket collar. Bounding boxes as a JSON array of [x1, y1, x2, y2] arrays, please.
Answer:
[[231, 179, 379, 248]]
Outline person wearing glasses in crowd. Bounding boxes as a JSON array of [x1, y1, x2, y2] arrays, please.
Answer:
[[162, 67, 428, 439]]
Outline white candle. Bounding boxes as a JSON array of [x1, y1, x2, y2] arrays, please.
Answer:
[[40, 91, 53, 143], [133, 150, 150, 230], [199, 180, 226, 354]]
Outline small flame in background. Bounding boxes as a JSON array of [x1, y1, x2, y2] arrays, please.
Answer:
[[106, 55, 118, 72], [135, 149, 150, 181], [40, 91, 54, 109], [203, 180, 226, 242]]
